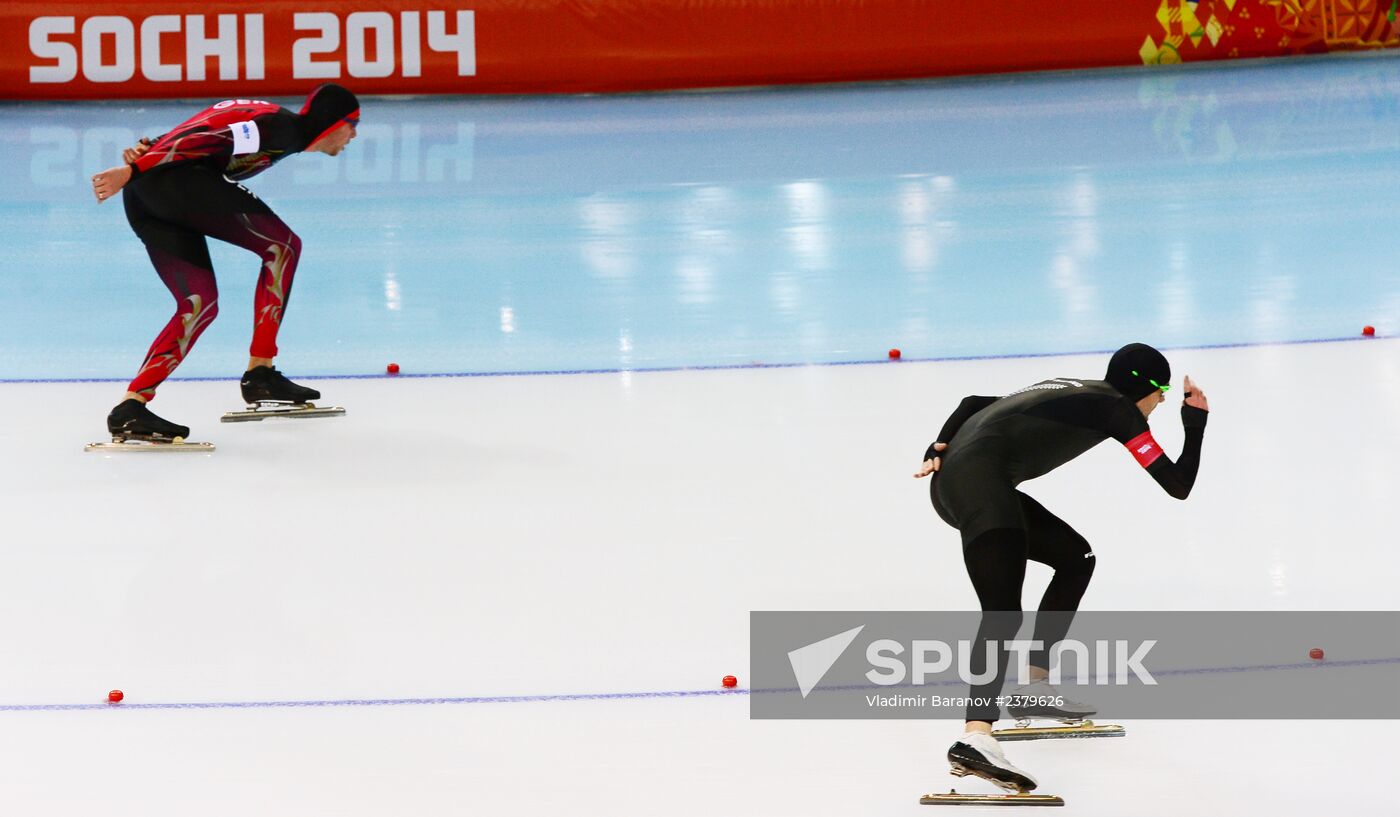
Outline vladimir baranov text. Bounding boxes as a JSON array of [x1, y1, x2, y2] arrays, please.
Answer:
[[865, 694, 1061, 709]]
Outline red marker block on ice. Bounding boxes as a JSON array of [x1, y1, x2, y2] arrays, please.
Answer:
[[888, 348, 901, 360], [386, 363, 401, 374], [1309, 648, 1324, 661], [1362, 326, 1375, 337], [107, 690, 124, 703], [722, 675, 738, 689]]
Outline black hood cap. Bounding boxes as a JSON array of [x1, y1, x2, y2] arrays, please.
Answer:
[[298, 84, 359, 149], [1105, 343, 1170, 402]]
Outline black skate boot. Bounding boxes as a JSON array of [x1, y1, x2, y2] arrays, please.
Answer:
[[240, 365, 321, 405], [106, 398, 191, 442]]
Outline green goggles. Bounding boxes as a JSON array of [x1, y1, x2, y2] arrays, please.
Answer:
[[1132, 370, 1170, 394]]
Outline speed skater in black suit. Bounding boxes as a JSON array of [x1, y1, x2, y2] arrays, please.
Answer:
[[912, 343, 1210, 792]]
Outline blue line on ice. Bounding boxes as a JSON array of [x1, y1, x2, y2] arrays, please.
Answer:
[[2, 656, 1395, 713], [0, 334, 1384, 386]]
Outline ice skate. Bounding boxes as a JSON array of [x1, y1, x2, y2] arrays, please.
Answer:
[[222, 366, 345, 423], [87, 399, 213, 452], [920, 790, 1063, 807], [239, 365, 320, 404], [994, 680, 1123, 741], [948, 732, 1039, 792], [922, 733, 1061, 806]]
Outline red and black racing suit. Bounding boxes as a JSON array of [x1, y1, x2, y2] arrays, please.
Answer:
[[121, 100, 306, 400]]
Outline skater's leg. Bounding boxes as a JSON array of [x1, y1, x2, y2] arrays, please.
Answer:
[[122, 189, 220, 402], [199, 208, 300, 365], [990, 494, 1102, 725], [938, 475, 1040, 791], [130, 167, 301, 366], [950, 532, 1041, 795], [213, 211, 301, 365], [125, 249, 219, 400], [1017, 493, 1095, 674], [961, 527, 1028, 727]]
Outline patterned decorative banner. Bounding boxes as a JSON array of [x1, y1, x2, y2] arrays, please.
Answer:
[[1141, 0, 1400, 64]]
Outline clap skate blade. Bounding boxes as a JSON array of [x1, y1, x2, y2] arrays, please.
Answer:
[[925, 767, 1062, 807], [949, 761, 1032, 793], [85, 435, 214, 453], [992, 718, 1125, 742], [221, 401, 346, 423], [921, 789, 1064, 807]]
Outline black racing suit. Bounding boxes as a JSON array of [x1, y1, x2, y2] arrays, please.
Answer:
[[925, 377, 1207, 722]]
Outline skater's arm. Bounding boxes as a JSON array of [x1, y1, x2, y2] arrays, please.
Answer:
[[1142, 422, 1204, 499], [1125, 377, 1209, 500], [129, 124, 237, 177], [916, 395, 997, 478], [924, 395, 997, 460]]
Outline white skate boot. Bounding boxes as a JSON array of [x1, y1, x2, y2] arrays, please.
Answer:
[[994, 679, 1125, 741], [1006, 678, 1097, 722], [946, 732, 1039, 792]]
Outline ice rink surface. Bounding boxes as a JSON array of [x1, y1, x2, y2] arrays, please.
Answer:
[[3, 53, 1400, 815]]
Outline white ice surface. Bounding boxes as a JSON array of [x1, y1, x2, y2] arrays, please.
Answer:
[[1, 340, 1397, 815]]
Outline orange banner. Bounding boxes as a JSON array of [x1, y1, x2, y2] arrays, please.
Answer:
[[2, 1, 1398, 100]]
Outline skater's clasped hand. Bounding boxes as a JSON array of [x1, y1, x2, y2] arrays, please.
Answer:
[[1182, 375, 1209, 411], [121, 137, 153, 165], [91, 165, 132, 203], [914, 442, 947, 478]]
